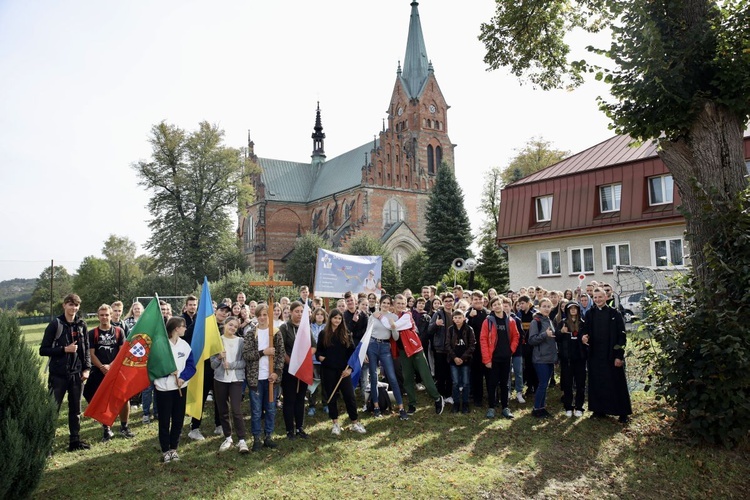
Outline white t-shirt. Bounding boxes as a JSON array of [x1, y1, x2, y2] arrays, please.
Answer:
[[257, 327, 270, 380], [216, 336, 240, 383]]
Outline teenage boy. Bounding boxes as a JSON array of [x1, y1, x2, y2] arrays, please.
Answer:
[[84, 304, 135, 440], [481, 296, 519, 419], [182, 295, 198, 330], [517, 295, 539, 397], [428, 293, 455, 401], [505, 298, 526, 403], [39, 293, 91, 451], [110, 300, 129, 336], [467, 291, 489, 407], [298, 286, 313, 308]]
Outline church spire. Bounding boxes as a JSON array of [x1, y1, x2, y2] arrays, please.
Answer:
[[401, 1, 430, 99], [311, 101, 326, 163]]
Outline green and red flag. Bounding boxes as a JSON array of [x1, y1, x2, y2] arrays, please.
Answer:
[[84, 297, 177, 426]]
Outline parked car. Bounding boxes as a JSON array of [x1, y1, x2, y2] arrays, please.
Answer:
[[618, 292, 667, 322]]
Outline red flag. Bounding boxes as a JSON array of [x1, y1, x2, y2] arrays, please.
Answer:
[[288, 303, 314, 385], [84, 299, 175, 426]]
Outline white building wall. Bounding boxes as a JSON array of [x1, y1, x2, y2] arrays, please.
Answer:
[[506, 223, 687, 292]]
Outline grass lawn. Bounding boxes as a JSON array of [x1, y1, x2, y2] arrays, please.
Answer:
[[22, 326, 750, 499]]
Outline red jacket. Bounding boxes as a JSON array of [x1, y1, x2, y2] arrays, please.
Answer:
[[480, 313, 520, 364]]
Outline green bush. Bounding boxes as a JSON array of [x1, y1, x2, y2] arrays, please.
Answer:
[[636, 187, 750, 447], [0, 312, 57, 498]]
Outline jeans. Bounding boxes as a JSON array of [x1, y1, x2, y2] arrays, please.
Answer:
[[508, 356, 524, 394], [367, 340, 403, 406], [142, 383, 157, 417], [449, 364, 470, 404], [533, 363, 554, 410], [249, 379, 279, 437]]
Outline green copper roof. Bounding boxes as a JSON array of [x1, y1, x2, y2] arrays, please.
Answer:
[[258, 140, 376, 203], [401, 1, 430, 99]]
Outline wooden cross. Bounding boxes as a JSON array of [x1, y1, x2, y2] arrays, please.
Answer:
[[249, 260, 293, 401]]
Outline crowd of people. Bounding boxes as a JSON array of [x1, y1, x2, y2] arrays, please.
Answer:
[[39, 281, 632, 463]]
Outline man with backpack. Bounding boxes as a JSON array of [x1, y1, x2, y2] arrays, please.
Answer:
[[40, 293, 91, 452], [84, 304, 135, 441]]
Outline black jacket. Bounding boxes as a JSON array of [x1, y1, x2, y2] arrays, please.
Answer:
[[39, 314, 91, 377]]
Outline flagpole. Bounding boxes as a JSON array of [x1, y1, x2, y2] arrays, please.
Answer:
[[175, 373, 182, 397], [325, 367, 349, 405]]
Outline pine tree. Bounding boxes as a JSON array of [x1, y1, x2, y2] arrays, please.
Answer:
[[400, 250, 427, 292], [477, 235, 509, 291], [423, 164, 473, 284], [0, 312, 57, 498]]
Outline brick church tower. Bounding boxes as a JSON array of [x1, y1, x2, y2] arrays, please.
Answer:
[[240, 1, 454, 275]]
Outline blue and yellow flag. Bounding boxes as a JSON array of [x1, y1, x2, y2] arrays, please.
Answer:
[[185, 277, 225, 420]]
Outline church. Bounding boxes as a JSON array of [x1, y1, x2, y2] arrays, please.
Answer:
[[239, 1, 455, 275]]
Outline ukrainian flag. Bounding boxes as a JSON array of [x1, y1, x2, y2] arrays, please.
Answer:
[[185, 277, 225, 420]]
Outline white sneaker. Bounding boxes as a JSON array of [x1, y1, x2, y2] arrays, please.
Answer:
[[214, 425, 223, 435], [516, 392, 526, 404], [416, 383, 426, 391], [170, 450, 180, 461], [360, 405, 368, 413], [142, 415, 151, 424], [238, 439, 249, 454], [219, 437, 233, 452], [331, 423, 342, 436], [574, 410, 583, 418], [444, 397, 454, 405], [565, 410, 573, 417], [351, 422, 367, 434], [163, 451, 172, 463], [188, 429, 205, 441], [206, 391, 213, 402]]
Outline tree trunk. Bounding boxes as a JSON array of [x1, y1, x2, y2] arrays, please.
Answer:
[[658, 102, 748, 284]]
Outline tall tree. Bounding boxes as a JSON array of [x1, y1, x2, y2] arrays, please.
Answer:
[[22, 265, 73, 315], [133, 121, 254, 282], [73, 256, 114, 313], [345, 234, 399, 294], [476, 234, 509, 292], [423, 164, 473, 285], [500, 137, 568, 187], [285, 233, 331, 288], [101, 234, 143, 301], [479, 0, 750, 285]]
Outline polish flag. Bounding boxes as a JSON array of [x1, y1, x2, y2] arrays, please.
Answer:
[[288, 303, 314, 385]]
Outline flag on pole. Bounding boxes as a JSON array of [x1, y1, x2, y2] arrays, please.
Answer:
[[288, 303, 314, 385], [84, 297, 176, 426], [185, 277, 225, 419], [347, 317, 374, 388]]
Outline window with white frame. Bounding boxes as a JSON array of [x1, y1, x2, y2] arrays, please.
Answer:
[[651, 237, 684, 267], [383, 198, 404, 227], [599, 183, 622, 213], [648, 174, 674, 205], [602, 242, 631, 272], [569, 246, 595, 274], [537, 249, 561, 276], [535, 195, 553, 222]]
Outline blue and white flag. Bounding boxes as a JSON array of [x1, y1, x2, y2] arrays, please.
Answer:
[[347, 317, 374, 388]]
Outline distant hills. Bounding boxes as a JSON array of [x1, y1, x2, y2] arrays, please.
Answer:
[[0, 278, 36, 310]]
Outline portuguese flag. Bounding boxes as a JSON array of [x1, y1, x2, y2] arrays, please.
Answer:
[[84, 297, 177, 426]]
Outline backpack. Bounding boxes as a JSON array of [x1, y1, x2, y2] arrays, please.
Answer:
[[366, 382, 392, 413], [92, 326, 123, 345], [44, 319, 65, 373]]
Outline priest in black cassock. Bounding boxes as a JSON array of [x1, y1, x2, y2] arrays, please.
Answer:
[[581, 288, 632, 423]]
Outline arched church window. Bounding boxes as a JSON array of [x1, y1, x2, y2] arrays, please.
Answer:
[[244, 215, 255, 251], [427, 145, 434, 174], [343, 200, 351, 220], [436, 145, 443, 169], [383, 198, 405, 228]]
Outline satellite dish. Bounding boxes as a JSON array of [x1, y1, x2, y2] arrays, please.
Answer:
[[464, 258, 477, 272], [451, 258, 465, 271]]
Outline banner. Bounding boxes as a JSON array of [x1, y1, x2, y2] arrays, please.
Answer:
[[313, 248, 383, 298]]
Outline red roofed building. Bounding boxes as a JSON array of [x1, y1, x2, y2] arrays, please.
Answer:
[[496, 133, 750, 291]]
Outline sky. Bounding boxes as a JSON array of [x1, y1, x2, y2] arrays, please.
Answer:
[[0, 0, 616, 282]]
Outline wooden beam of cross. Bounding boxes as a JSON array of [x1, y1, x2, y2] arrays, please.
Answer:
[[249, 260, 293, 401]]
